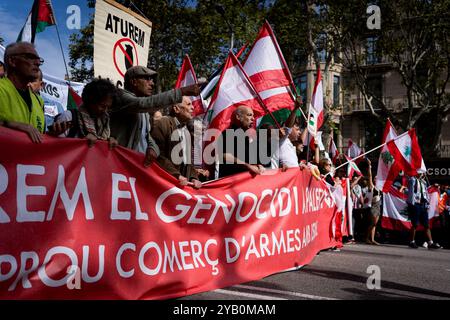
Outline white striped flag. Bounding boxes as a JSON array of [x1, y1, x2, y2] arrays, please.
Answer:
[[376, 119, 398, 191], [243, 20, 295, 115], [307, 68, 324, 137], [17, 0, 56, 43], [207, 52, 265, 133], [175, 54, 204, 116], [329, 136, 339, 164]]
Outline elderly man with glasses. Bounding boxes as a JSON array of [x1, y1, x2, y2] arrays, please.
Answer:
[[0, 42, 46, 142]]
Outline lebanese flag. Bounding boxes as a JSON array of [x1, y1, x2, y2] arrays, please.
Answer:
[[243, 20, 295, 114], [345, 155, 362, 180], [376, 119, 398, 192], [207, 52, 264, 133], [175, 54, 204, 116], [329, 136, 339, 164], [387, 128, 424, 177], [308, 68, 324, 134], [382, 186, 441, 231], [17, 0, 56, 43]]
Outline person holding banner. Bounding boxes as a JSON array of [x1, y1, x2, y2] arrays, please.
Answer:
[[62, 78, 118, 148], [151, 96, 202, 189], [218, 106, 266, 178], [0, 42, 45, 142], [110, 65, 200, 167]]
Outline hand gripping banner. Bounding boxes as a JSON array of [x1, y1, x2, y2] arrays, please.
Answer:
[[0, 127, 340, 299]]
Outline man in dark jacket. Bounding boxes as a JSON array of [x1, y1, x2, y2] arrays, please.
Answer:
[[151, 96, 202, 189]]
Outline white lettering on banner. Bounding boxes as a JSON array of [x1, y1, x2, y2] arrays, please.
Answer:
[[16, 165, 47, 222], [47, 166, 94, 221], [111, 173, 149, 221], [38, 246, 78, 287], [302, 187, 333, 214], [0, 255, 17, 281], [82, 245, 105, 283], [1, 224, 319, 291], [0, 164, 10, 223], [116, 243, 136, 278], [155, 185, 308, 225]]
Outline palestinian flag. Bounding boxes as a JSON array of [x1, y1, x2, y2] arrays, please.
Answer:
[[17, 0, 56, 43], [67, 86, 82, 110]]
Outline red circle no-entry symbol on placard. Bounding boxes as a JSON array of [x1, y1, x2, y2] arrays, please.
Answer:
[[113, 38, 139, 77]]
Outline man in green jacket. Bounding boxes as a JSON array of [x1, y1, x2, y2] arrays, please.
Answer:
[[110, 65, 200, 166], [0, 42, 45, 143]]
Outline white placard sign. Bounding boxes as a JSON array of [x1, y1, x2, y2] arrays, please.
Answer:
[[94, 0, 152, 88]]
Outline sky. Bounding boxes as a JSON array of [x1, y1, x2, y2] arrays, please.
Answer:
[[0, 0, 94, 79]]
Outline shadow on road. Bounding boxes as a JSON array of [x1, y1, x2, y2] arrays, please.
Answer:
[[300, 267, 450, 299]]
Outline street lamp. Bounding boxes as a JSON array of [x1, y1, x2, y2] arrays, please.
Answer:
[[215, 4, 234, 51]]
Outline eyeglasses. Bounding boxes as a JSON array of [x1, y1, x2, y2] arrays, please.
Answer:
[[11, 53, 44, 65]]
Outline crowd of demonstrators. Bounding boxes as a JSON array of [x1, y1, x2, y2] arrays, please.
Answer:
[[151, 96, 202, 189], [2, 41, 448, 252]]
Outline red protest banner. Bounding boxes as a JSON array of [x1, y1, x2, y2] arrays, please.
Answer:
[[0, 127, 340, 299]]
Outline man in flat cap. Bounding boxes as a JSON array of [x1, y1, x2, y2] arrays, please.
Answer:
[[110, 65, 200, 166]]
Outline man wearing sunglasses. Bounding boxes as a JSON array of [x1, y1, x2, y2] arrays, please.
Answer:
[[0, 42, 46, 143], [110, 65, 200, 167]]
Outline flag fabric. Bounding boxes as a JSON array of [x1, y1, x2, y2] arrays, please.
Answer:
[[347, 139, 362, 159], [345, 155, 362, 180], [67, 86, 82, 110], [207, 52, 264, 133], [307, 68, 324, 137], [387, 128, 424, 177], [376, 119, 398, 192], [175, 54, 203, 116], [17, 0, 56, 43], [202, 45, 247, 124], [302, 130, 324, 152], [382, 186, 441, 231], [329, 136, 339, 164], [242, 20, 295, 115]]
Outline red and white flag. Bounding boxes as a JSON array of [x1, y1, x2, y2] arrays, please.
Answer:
[[175, 54, 204, 116], [376, 119, 398, 191], [387, 128, 425, 177], [377, 128, 426, 192], [207, 52, 264, 133], [243, 20, 295, 114], [329, 136, 339, 164], [382, 186, 441, 231], [307, 68, 324, 137], [345, 155, 362, 180]]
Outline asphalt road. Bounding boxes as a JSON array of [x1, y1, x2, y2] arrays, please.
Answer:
[[180, 243, 450, 300]]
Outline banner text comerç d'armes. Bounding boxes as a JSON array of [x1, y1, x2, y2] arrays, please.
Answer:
[[93, 0, 152, 88]]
